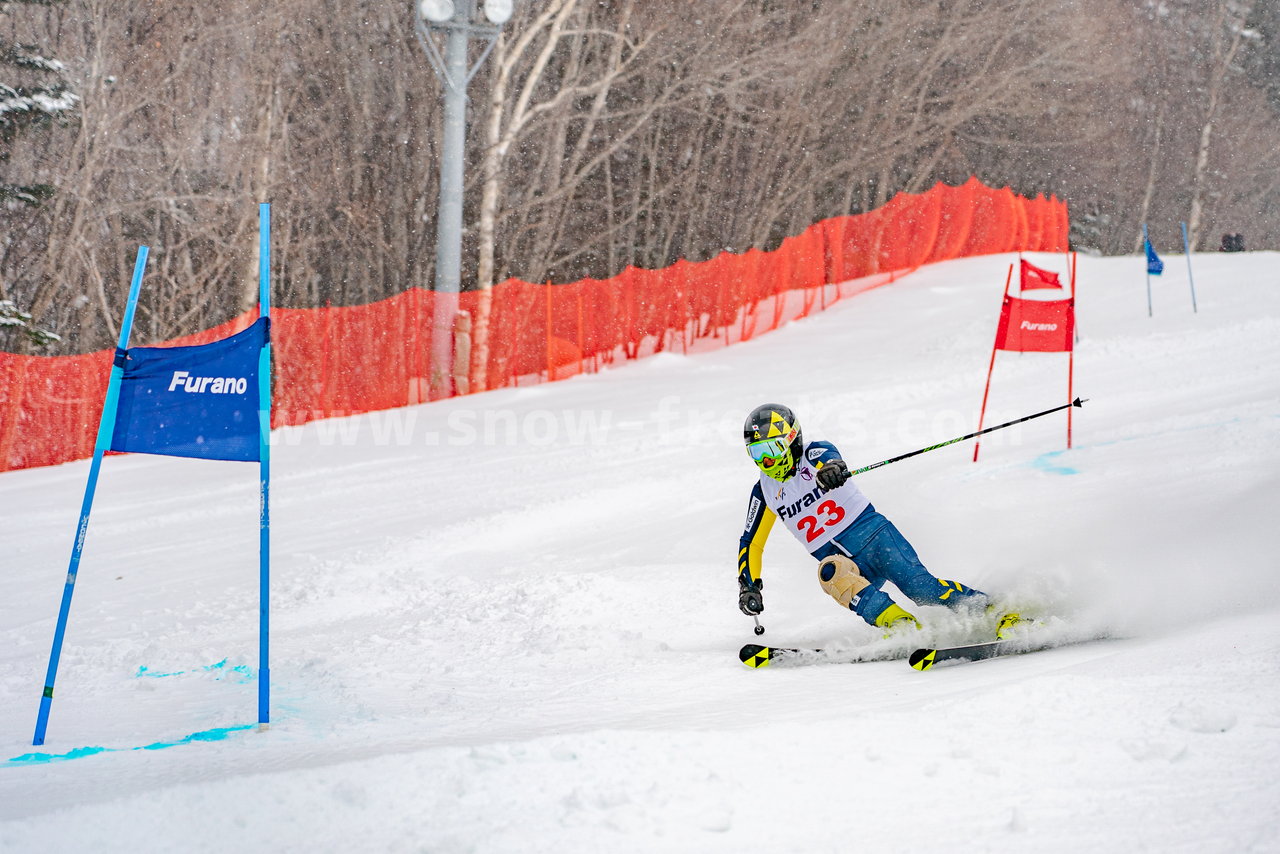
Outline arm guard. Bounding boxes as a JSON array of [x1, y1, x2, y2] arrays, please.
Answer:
[[738, 482, 776, 587]]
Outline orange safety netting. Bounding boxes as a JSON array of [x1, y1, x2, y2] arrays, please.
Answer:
[[0, 177, 1068, 472]]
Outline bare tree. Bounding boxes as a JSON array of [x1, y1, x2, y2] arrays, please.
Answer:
[[6, 0, 1280, 360], [471, 0, 576, 393], [1187, 0, 1258, 249]]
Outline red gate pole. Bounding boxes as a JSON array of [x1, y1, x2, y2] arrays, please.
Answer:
[[973, 263, 1014, 462], [1072, 251, 1080, 344], [1067, 253, 1078, 448], [1067, 343, 1076, 449]]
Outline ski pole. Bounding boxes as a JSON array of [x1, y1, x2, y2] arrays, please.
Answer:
[[752, 615, 764, 636], [852, 397, 1088, 476]]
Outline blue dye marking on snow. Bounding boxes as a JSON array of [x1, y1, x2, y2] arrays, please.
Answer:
[[1028, 450, 1079, 475], [4, 724, 254, 767], [137, 724, 254, 751], [4, 745, 112, 765], [222, 664, 255, 682], [135, 659, 254, 683]]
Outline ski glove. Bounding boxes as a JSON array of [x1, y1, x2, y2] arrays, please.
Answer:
[[738, 577, 764, 616], [816, 458, 851, 491]]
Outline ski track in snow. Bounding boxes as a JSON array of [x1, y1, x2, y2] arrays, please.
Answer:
[[2, 252, 1279, 853]]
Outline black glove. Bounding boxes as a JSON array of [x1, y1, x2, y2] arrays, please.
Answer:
[[738, 577, 764, 615], [816, 458, 851, 491]]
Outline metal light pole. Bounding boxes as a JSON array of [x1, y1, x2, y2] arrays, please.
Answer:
[[414, 0, 512, 399]]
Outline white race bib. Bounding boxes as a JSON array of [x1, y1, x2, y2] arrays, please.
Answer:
[[759, 444, 869, 551]]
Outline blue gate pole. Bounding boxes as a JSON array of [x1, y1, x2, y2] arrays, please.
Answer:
[[33, 246, 149, 746], [1180, 222, 1198, 313], [257, 203, 272, 731], [1143, 223, 1153, 318]]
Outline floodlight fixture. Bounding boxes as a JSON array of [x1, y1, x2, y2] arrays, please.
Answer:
[[419, 0, 455, 22], [482, 0, 513, 24]]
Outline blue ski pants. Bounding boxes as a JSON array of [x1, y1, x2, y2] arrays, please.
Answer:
[[814, 505, 987, 625]]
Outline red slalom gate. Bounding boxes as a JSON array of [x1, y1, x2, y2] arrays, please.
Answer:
[[973, 253, 1078, 462]]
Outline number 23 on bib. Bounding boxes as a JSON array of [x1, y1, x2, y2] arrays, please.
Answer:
[[760, 448, 869, 550]]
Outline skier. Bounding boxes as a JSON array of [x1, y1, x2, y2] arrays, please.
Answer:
[[737, 403, 1005, 634]]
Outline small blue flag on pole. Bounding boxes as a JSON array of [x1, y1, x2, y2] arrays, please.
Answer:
[[1145, 238, 1164, 275], [110, 319, 268, 462]]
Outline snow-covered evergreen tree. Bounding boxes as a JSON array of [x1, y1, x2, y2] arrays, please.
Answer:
[[0, 297, 59, 346], [1, 0, 78, 207]]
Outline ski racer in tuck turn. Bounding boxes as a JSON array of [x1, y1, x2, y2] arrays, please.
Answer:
[[737, 403, 1016, 635]]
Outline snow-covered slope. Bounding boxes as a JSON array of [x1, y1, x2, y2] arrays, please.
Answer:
[[2, 251, 1278, 853]]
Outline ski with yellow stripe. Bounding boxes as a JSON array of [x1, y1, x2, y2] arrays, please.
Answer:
[[907, 639, 1033, 671], [741, 634, 1102, 670]]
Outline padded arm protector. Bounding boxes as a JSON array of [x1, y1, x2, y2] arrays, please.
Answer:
[[738, 482, 776, 586]]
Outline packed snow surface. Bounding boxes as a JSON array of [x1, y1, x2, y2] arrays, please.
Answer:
[[2, 252, 1278, 852]]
